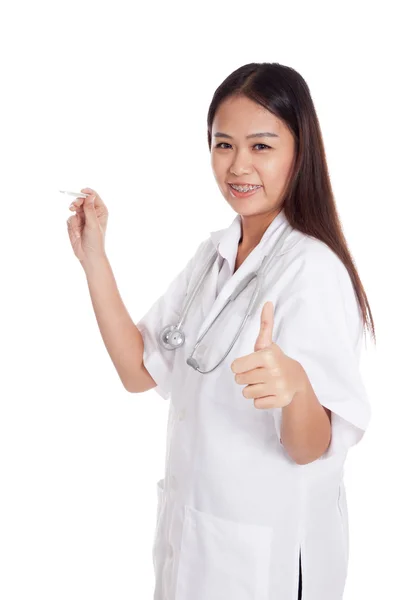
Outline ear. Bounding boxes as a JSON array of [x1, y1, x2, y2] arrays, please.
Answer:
[[254, 301, 274, 352]]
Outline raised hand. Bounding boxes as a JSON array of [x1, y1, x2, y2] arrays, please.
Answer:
[[66, 187, 109, 267]]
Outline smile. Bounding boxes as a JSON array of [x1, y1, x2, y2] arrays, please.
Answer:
[[229, 184, 262, 192]]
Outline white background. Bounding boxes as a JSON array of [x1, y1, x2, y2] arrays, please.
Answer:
[[0, 0, 398, 598]]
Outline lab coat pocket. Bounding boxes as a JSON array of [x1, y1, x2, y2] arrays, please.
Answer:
[[152, 479, 167, 575], [176, 505, 273, 600]]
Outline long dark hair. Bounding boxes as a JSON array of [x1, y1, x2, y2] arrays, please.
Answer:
[[207, 62, 376, 344]]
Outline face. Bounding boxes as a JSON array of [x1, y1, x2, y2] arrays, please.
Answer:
[[211, 95, 296, 219]]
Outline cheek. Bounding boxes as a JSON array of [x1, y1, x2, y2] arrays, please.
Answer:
[[211, 154, 228, 182], [259, 158, 291, 189]]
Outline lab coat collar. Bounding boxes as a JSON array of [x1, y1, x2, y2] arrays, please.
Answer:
[[210, 209, 290, 273], [198, 209, 292, 342]]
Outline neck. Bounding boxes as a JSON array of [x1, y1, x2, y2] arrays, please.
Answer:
[[238, 208, 282, 251]]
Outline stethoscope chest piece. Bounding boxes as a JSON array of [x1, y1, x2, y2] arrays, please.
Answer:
[[160, 324, 185, 350]]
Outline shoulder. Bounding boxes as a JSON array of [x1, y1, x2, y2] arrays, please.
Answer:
[[181, 236, 217, 288], [186, 237, 215, 269], [284, 230, 351, 285], [281, 231, 363, 342]]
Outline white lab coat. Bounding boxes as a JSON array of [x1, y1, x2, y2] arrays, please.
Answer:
[[137, 209, 371, 600]]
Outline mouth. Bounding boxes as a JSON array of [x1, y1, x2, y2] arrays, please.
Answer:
[[228, 183, 263, 198]]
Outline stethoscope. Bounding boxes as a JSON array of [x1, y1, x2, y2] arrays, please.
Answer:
[[159, 223, 293, 374]]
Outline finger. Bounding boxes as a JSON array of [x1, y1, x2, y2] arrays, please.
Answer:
[[231, 350, 268, 374], [69, 203, 83, 212], [80, 188, 106, 208], [254, 396, 277, 410], [242, 383, 274, 399], [235, 367, 268, 385], [81, 193, 100, 226], [66, 215, 81, 240], [254, 301, 274, 352]]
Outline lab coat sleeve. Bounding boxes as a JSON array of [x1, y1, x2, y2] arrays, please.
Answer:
[[136, 239, 208, 401], [271, 241, 371, 458]]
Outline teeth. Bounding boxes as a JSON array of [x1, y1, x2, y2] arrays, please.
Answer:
[[230, 184, 261, 192]]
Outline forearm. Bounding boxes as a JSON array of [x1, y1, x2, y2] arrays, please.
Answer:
[[82, 256, 145, 390], [281, 362, 332, 465]]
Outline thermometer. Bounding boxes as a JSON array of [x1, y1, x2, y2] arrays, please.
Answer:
[[59, 190, 90, 198]]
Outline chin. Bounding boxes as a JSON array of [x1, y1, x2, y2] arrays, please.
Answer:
[[225, 198, 270, 217]]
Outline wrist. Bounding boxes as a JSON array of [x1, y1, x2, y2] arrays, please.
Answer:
[[292, 359, 309, 395], [80, 253, 109, 275]]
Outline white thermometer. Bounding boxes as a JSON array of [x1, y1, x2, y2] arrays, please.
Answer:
[[59, 190, 90, 198]]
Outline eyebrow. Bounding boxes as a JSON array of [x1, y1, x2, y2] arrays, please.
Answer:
[[213, 131, 279, 139]]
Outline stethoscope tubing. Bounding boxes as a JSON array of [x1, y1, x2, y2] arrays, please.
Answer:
[[176, 248, 218, 330], [160, 223, 293, 372]]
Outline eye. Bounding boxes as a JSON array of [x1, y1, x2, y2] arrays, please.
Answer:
[[215, 143, 271, 150]]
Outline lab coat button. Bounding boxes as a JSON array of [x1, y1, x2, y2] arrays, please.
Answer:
[[171, 475, 178, 490]]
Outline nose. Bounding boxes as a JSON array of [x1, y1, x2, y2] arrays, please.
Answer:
[[229, 148, 253, 176]]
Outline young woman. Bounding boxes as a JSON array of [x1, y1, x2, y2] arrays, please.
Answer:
[[67, 62, 374, 600]]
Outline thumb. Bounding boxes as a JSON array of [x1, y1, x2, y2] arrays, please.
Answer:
[[82, 193, 98, 227], [254, 301, 274, 352]]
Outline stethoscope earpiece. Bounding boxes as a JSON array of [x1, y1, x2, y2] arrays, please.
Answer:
[[160, 324, 185, 350]]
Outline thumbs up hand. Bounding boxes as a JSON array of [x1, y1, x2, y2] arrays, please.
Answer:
[[231, 301, 304, 409]]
